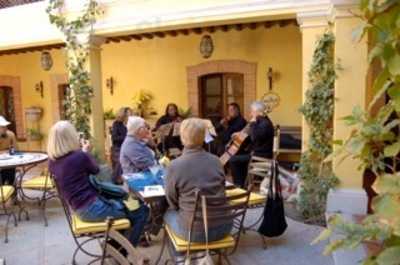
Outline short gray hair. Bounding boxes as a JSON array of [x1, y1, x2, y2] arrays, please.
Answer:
[[180, 118, 206, 148], [127, 116, 146, 136], [250, 101, 266, 114]]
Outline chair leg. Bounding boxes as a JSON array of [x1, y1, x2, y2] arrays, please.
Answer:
[[222, 252, 232, 265], [155, 228, 167, 265], [261, 235, 267, 249]]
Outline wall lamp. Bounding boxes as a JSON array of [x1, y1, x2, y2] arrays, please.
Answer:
[[106, 77, 115, 95], [35, 81, 44, 98], [266, 67, 281, 91]]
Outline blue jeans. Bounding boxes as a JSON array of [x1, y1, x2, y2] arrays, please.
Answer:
[[164, 210, 232, 243], [77, 197, 149, 246]]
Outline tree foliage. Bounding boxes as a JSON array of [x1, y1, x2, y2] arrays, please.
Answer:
[[298, 32, 339, 224], [46, 0, 102, 137], [315, 1, 400, 264]]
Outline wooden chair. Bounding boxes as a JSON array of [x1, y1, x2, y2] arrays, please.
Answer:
[[52, 174, 131, 265], [156, 189, 251, 265], [20, 170, 57, 226]]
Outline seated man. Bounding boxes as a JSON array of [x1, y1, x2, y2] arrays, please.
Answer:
[[0, 116, 17, 185], [216, 103, 247, 155], [120, 116, 157, 175], [228, 101, 274, 188], [164, 118, 232, 242]]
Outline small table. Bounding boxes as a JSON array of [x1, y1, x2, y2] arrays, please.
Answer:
[[0, 152, 48, 199]]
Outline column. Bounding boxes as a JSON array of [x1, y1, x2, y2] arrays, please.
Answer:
[[332, 3, 369, 189], [296, 10, 330, 151]]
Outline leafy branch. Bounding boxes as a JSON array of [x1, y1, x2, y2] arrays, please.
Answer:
[[46, 0, 102, 138]]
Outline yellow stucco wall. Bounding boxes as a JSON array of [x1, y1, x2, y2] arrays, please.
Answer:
[[0, 50, 67, 150], [0, 24, 302, 150], [101, 25, 302, 126]]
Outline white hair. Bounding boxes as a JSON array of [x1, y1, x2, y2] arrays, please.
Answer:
[[251, 101, 266, 114], [127, 116, 146, 136], [47, 121, 80, 160], [180, 118, 206, 148]]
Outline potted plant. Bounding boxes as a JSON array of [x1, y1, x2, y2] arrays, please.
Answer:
[[132, 90, 157, 118], [25, 107, 43, 122], [27, 128, 43, 141]]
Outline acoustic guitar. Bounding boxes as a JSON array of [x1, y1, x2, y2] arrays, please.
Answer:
[[219, 123, 251, 166]]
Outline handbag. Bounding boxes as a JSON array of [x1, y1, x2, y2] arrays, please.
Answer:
[[184, 195, 214, 265], [89, 175, 128, 201], [258, 160, 288, 237]]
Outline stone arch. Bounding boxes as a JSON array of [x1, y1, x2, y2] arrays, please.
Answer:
[[186, 60, 257, 116], [0, 75, 24, 139]]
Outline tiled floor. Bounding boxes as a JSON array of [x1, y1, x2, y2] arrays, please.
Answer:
[[0, 165, 334, 265]]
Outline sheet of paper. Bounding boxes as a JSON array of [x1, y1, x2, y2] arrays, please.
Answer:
[[205, 131, 214, 144], [143, 185, 165, 197]]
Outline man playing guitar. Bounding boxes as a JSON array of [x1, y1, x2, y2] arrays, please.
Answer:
[[228, 101, 274, 188]]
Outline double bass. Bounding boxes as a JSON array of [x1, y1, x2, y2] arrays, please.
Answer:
[[219, 123, 251, 166]]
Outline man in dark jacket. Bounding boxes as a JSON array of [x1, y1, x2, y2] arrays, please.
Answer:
[[216, 103, 247, 155], [229, 101, 274, 187]]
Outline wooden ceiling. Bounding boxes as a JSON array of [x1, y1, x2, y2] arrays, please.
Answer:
[[0, 19, 298, 56], [105, 19, 297, 44], [0, 0, 42, 9]]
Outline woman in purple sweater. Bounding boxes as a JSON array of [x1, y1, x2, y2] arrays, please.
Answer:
[[47, 121, 148, 246]]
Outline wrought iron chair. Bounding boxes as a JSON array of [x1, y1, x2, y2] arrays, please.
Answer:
[[101, 218, 149, 265], [0, 171, 28, 243], [0, 177, 17, 243], [156, 189, 251, 265], [20, 170, 56, 226], [52, 174, 131, 265]]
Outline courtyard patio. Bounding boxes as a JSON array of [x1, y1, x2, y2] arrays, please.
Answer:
[[0, 173, 333, 265]]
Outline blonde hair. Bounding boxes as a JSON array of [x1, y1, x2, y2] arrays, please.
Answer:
[[116, 107, 132, 122], [180, 118, 205, 148], [47, 121, 80, 160]]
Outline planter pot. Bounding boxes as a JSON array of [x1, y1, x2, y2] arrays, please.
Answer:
[[25, 107, 43, 122]]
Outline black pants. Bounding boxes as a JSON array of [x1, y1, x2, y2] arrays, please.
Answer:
[[229, 154, 251, 188], [0, 168, 16, 185]]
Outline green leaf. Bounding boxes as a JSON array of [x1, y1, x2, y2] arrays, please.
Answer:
[[375, 174, 400, 194], [312, 229, 332, 245], [376, 246, 400, 265], [384, 142, 400, 157], [388, 54, 400, 75], [372, 194, 400, 219]]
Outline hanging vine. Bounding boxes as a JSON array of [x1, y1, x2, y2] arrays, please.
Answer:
[[46, 0, 102, 138], [298, 32, 339, 224]]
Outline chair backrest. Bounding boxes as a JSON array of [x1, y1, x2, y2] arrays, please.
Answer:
[[247, 156, 274, 188], [102, 221, 148, 265], [186, 188, 251, 254], [51, 174, 75, 235]]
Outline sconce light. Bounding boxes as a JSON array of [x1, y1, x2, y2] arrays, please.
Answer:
[[35, 81, 44, 98], [106, 77, 114, 95]]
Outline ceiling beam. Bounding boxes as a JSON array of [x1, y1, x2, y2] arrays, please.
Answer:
[[154, 32, 165, 38]]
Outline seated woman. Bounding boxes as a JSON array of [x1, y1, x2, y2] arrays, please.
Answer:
[[120, 116, 157, 175], [164, 118, 232, 242], [47, 121, 148, 246], [155, 103, 183, 154], [111, 107, 132, 184]]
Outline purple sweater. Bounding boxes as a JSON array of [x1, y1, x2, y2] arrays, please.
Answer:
[[49, 150, 99, 211]]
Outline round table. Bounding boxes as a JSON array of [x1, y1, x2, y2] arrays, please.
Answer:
[[0, 151, 48, 200]]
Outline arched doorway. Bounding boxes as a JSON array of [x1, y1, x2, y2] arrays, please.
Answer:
[[0, 86, 16, 133], [187, 60, 257, 119], [0, 75, 23, 139]]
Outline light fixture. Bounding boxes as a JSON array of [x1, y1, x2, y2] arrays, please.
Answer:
[[35, 81, 44, 98], [40, 51, 53, 71], [106, 77, 114, 95]]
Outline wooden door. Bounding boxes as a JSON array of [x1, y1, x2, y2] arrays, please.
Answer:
[[200, 73, 244, 124], [0, 86, 16, 132]]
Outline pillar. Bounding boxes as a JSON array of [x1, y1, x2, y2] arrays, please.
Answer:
[[87, 36, 106, 160], [332, 2, 369, 189], [296, 10, 330, 151]]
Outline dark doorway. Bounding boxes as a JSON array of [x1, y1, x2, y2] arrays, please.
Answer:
[[0, 86, 16, 133], [199, 73, 244, 124], [58, 84, 70, 120]]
